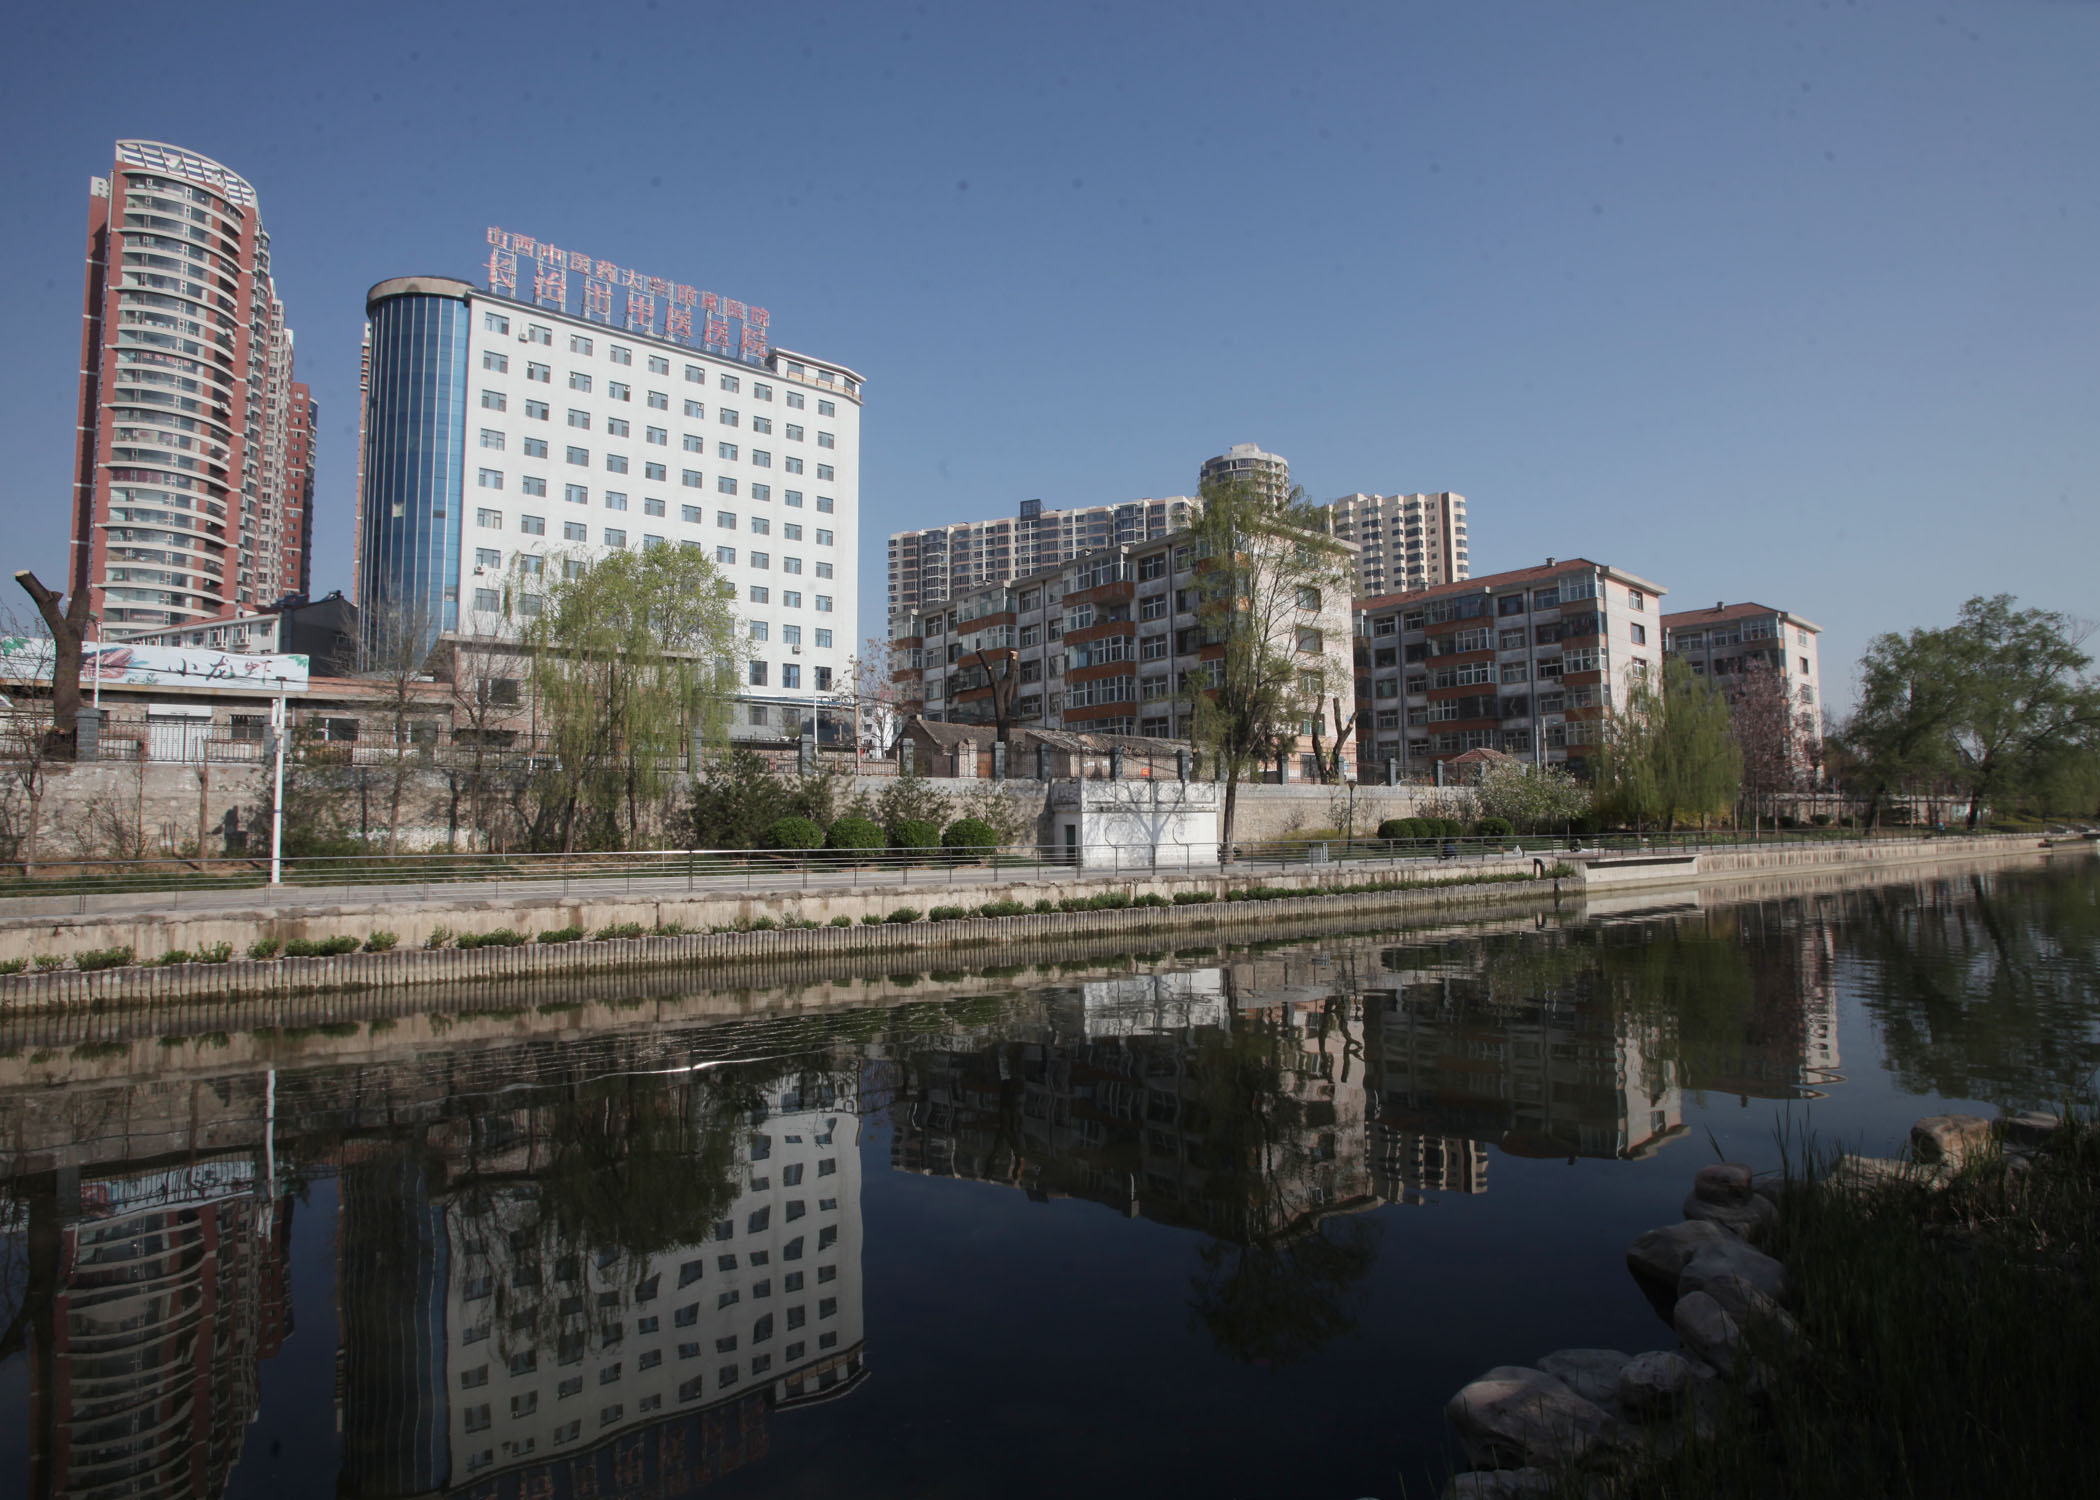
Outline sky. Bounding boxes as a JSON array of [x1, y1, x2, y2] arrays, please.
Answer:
[[2, 0, 2095, 707]]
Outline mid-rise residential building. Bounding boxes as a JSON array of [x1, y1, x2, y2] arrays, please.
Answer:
[[1661, 601, 1823, 712], [886, 495, 1193, 628], [1353, 557, 1668, 780], [1198, 442, 1291, 503], [1326, 491, 1469, 596], [356, 233, 860, 731], [894, 527, 1355, 777], [72, 141, 313, 635]]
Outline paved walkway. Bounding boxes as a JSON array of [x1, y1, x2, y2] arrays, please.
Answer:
[[0, 849, 1523, 925]]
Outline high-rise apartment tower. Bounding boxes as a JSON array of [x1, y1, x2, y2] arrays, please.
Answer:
[[72, 141, 311, 635], [1327, 492, 1468, 595], [1198, 443, 1290, 503], [886, 495, 1193, 629]]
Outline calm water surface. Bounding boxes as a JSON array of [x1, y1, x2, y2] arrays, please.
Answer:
[[2, 854, 2095, 1500]]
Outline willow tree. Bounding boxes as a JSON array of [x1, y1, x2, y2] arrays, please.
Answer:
[[1597, 657, 1740, 830], [517, 545, 740, 850], [1187, 476, 1353, 859]]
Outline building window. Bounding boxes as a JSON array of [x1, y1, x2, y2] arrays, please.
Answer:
[[815, 595, 833, 613], [565, 521, 588, 541], [1630, 623, 1647, 645], [719, 477, 737, 494], [527, 363, 550, 383], [749, 661, 768, 687], [482, 350, 508, 373], [569, 371, 592, 392], [817, 399, 836, 417], [609, 381, 630, 401], [750, 585, 768, 603], [520, 515, 546, 535], [750, 551, 769, 570], [484, 311, 510, 334], [720, 374, 740, 393], [477, 507, 503, 528], [817, 496, 834, 513], [477, 469, 503, 490], [566, 446, 589, 466], [647, 426, 667, 446], [604, 492, 627, 511], [784, 456, 804, 474], [605, 528, 627, 548], [683, 470, 703, 488], [815, 464, 834, 481], [645, 462, 666, 480], [480, 390, 506, 411], [717, 546, 736, 565], [525, 400, 549, 421], [565, 484, 588, 505], [474, 548, 501, 570]]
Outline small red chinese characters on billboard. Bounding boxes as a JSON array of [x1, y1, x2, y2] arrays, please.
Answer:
[[533, 262, 567, 308], [584, 278, 613, 322], [626, 290, 655, 334], [704, 315, 730, 348], [486, 247, 517, 297], [667, 302, 693, 341]]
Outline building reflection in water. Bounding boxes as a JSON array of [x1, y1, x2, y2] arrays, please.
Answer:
[[0, 1041, 869, 1500], [0, 893, 1860, 1495]]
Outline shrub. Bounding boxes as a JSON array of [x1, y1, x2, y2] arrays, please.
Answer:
[[1172, 891, 1217, 905], [830, 915, 853, 927], [767, 816, 826, 851], [156, 950, 193, 967], [888, 818, 942, 853], [940, 817, 1000, 860], [537, 926, 586, 944], [195, 942, 233, 964], [424, 926, 453, 950], [885, 907, 922, 924], [458, 928, 527, 950], [1376, 818, 1412, 840], [976, 899, 1030, 918], [928, 905, 970, 922], [76, 946, 136, 971], [285, 935, 360, 958], [247, 936, 283, 960], [1034, 899, 1056, 913], [1811, 813, 1833, 827], [826, 816, 886, 855], [364, 930, 400, 952], [749, 917, 778, 931], [1132, 892, 1169, 908], [654, 921, 688, 936], [596, 921, 646, 940], [1474, 817, 1514, 839], [861, 914, 884, 926], [0, 958, 24, 975]]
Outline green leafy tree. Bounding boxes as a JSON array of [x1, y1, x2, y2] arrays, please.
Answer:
[[1186, 476, 1353, 859], [1843, 621, 1965, 827], [1600, 658, 1740, 829], [517, 545, 741, 850], [1938, 596, 2100, 829]]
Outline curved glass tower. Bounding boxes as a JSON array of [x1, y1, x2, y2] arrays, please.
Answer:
[[358, 277, 472, 654]]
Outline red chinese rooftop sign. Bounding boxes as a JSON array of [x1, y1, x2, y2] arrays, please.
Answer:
[[483, 227, 770, 361]]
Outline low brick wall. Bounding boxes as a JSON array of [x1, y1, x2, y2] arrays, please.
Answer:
[[0, 863, 1554, 1013]]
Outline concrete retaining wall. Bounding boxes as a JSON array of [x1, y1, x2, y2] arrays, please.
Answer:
[[1569, 831, 2052, 890], [0, 862, 1554, 1013]]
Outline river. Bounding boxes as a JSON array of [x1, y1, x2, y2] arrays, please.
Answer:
[[1, 852, 2093, 1499]]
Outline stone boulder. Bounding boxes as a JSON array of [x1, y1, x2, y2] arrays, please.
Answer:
[[1616, 1351, 1697, 1421], [1691, 1162, 1755, 1204], [1440, 1468, 1556, 1500], [1673, 1291, 1755, 1384], [1910, 1113, 1992, 1169], [1678, 1238, 1787, 1305], [2001, 1110, 2063, 1149], [1626, 1219, 1734, 1288], [1445, 1365, 1628, 1471], [1681, 1187, 1777, 1244], [1534, 1349, 1631, 1410], [1828, 1153, 1950, 1194]]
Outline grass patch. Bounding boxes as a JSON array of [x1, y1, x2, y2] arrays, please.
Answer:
[[0, 958, 25, 975], [536, 925, 586, 945], [74, 945, 135, 971], [364, 930, 400, 952], [595, 921, 647, 940], [247, 936, 283, 960], [1617, 1121, 2100, 1499]]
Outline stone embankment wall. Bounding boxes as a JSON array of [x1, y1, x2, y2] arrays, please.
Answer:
[[0, 861, 1554, 1011], [1, 758, 1442, 861]]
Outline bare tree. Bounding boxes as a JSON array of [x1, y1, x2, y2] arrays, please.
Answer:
[[839, 635, 908, 757], [12, 571, 93, 748], [360, 595, 439, 855], [1730, 661, 1806, 833], [1308, 696, 1358, 785], [438, 613, 523, 851], [0, 711, 55, 875]]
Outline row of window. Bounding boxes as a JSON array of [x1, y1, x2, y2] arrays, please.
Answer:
[[472, 504, 832, 547]]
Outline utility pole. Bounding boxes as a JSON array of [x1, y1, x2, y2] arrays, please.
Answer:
[[270, 691, 287, 884]]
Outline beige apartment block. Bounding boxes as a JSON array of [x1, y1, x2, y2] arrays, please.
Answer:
[[886, 495, 1193, 629], [1198, 442, 1291, 504], [1353, 557, 1669, 780], [1326, 491, 1470, 596], [1662, 601, 1825, 758], [895, 526, 1357, 780]]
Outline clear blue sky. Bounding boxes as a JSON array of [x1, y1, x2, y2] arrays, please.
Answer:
[[4, 0, 2095, 704]]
